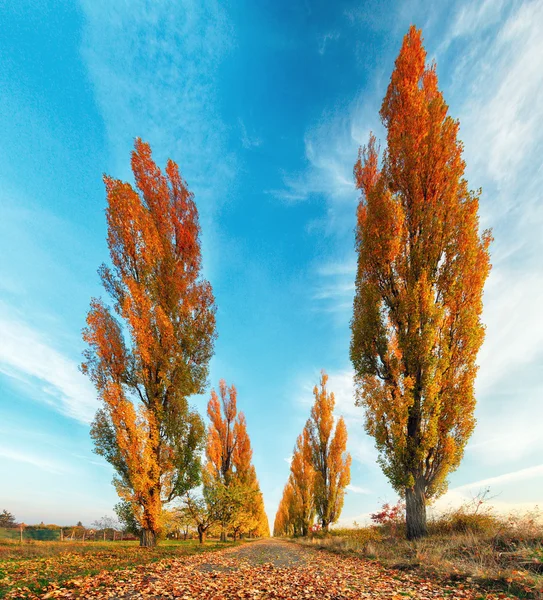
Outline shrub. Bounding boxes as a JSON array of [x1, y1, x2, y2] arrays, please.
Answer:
[[370, 501, 405, 538]]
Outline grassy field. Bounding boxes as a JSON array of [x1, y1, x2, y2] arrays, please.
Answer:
[[0, 538, 238, 599], [296, 509, 543, 598]]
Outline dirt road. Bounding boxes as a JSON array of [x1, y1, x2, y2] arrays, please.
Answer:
[[41, 538, 509, 599]]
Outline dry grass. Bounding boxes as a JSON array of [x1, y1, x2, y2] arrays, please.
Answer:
[[297, 508, 543, 598]]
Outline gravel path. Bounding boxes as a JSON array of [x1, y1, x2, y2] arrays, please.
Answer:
[[38, 539, 510, 599]]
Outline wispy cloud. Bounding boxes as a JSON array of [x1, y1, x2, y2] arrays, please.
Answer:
[[453, 464, 543, 494], [312, 257, 356, 316], [239, 118, 262, 150], [0, 446, 70, 475], [0, 305, 98, 424], [318, 31, 340, 55], [440, 0, 509, 51], [270, 99, 371, 227], [346, 484, 370, 495], [79, 0, 235, 210]]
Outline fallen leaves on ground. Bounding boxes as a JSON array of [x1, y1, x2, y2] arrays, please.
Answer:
[[5, 540, 517, 599], [0, 540, 232, 599]]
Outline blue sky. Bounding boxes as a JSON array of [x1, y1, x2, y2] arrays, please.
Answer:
[[1, 0, 542, 528]]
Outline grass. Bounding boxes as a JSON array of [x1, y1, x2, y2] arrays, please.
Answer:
[[0, 538, 238, 599], [295, 507, 543, 599]]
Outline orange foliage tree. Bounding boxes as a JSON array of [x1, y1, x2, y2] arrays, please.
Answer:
[[288, 429, 315, 536], [205, 380, 269, 539], [306, 372, 351, 530], [350, 27, 492, 539], [83, 139, 216, 547], [273, 481, 295, 537]]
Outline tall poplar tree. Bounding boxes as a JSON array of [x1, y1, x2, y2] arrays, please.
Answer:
[[306, 372, 351, 530], [83, 139, 216, 546], [206, 380, 268, 539], [289, 430, 315, 537], [350, 27, 492, 539]]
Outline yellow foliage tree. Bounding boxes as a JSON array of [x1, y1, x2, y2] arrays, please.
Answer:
[[306, 372, 351, 530]]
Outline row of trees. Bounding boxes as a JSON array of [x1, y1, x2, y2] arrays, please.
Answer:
[[273, 373, 351, 536], [183, 380, 269, 543], [83, 140, 267, 546], [275, 25, 491, 542], [82, 23, 491, 544]]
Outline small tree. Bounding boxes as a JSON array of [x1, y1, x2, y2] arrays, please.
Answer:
[[92, 515, 118, 541], [0, 510, 17, 528], [183, 484, 232, 544], [114, 500, 141, 538]]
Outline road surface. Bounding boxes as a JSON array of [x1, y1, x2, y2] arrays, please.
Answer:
[[41, 538, 507, 599]]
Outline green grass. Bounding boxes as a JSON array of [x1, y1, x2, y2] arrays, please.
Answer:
[[0, 538, 238, 598]]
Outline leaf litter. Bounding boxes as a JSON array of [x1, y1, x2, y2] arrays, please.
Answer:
[[12, 540, 514, 599]]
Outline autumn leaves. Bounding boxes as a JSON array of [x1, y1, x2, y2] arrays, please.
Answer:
[[83, 140, 216, 546], [83, 138, 268, 546], [273, 373, 352, 536], [350, 27, 491, 539], [82, 24, 491, 547], [200, 380, 269, 541], [275, 26, 490, 541]]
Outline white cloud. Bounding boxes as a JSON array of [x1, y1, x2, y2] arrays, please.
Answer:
[[476, 269, 543, 392], [346, 484, 370, 495], [453, 464, 543, 493], [239, 118, 262, 150], [0, 446, 70, 475], [457, 0, 543, 188], [79, 0, 235, 209], [0, 306, 98, 424], [270, 96, 372, 226], [441, 0, 509, 49], [432, 464, 543, 516], [318, 31, 340, 55]]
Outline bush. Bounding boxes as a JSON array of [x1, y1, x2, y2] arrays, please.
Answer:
[[429, 509, 498, 535]]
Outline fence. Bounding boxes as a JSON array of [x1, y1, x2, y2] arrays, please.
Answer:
[[0, 527, 133, 542]]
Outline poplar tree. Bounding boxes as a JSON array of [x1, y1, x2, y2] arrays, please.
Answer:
[[350, 27, 492, 539], [306, 372, 351, 530], [83, 139, 216, 546]]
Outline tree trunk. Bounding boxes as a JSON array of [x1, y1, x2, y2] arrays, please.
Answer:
[[140, 529, 157, 547], [220, 529, 226, 542], [405, 479, 427, 540], [197, 525, 206, 544]]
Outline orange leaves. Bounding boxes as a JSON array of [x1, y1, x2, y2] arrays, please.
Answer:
[[275, 373, 351, 535], [205, 381, 269, 539], [206, 381, 240, 482], [350, 27, 492, 537], [83, 140, 214, 545], [14, 539, 516, 600], [306, 372, 351, 529]]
